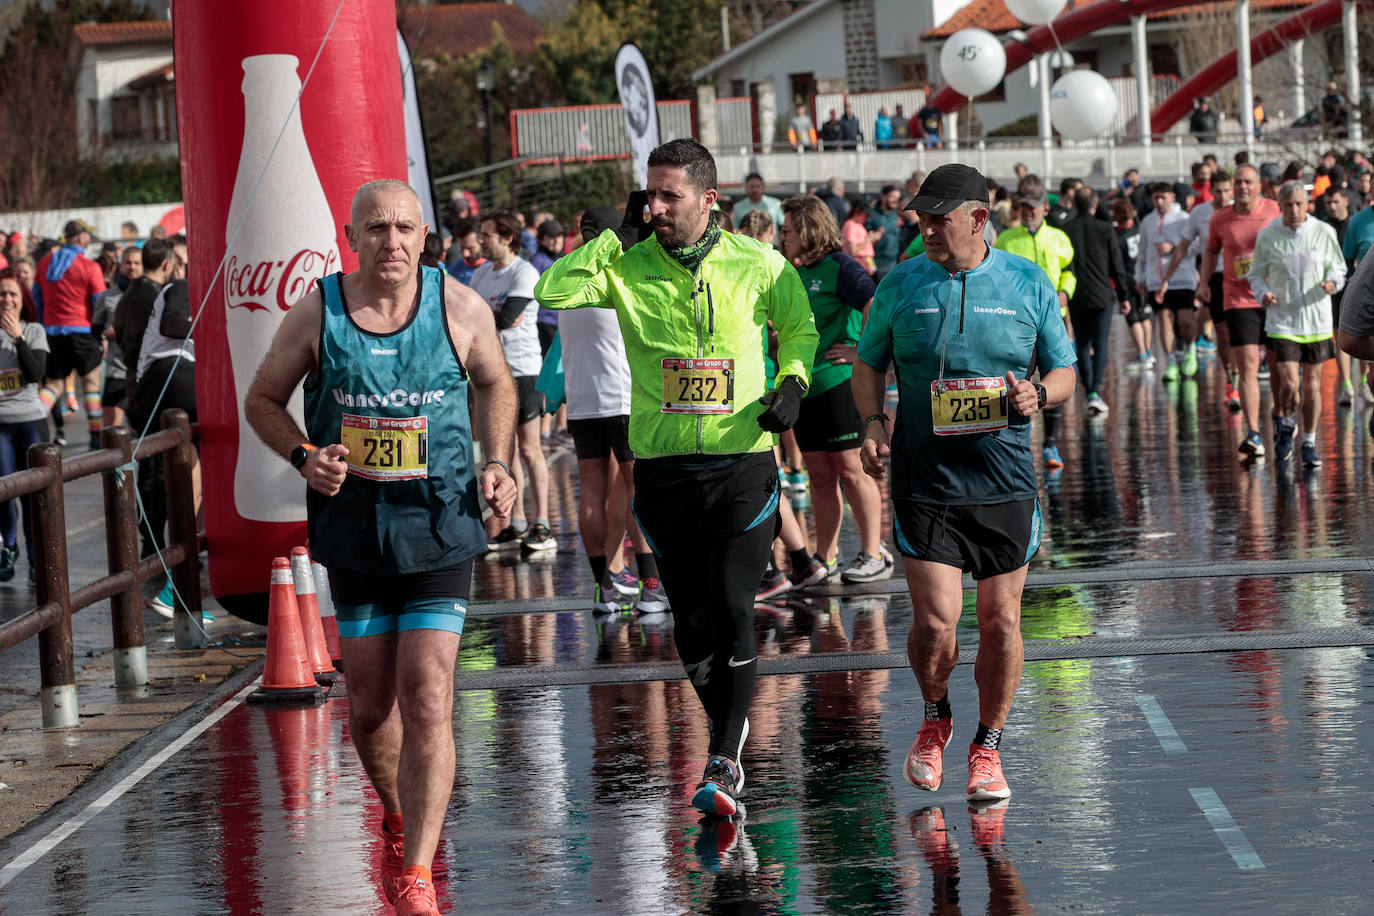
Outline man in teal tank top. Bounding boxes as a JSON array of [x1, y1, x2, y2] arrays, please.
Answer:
[[246, 179, 517, 916]]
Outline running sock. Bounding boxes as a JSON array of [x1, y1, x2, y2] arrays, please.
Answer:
[[635, 551, 658, 580], [924, 693, 952, 721], [1303, 432, 1316, 446], [383, 811, 404, 834], [972, 722, 1003, 750], [83, 392, 101, 430], [787, 547, 812, 574], [401, 865, 432, 884], [513, 517, 528, 533], [588, 555, 607, 582], [535, 517, 550, 530], [37, 387, 57, 410]]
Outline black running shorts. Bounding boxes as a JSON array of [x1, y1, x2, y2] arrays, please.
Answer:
[[1270, 337, 1336, 364], [568, 415, 633, 463], [892, 498, 1041, 580], [794, 378, 864, 453], [514, 375, 543, 424], [1224, 307, 1267, 347]]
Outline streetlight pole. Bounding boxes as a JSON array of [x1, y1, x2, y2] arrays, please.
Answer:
[[476, 60, 495, 207]]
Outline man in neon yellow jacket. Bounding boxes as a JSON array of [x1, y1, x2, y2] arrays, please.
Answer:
[[994, 177, 1076, 472], [536, 138, 818, 822]]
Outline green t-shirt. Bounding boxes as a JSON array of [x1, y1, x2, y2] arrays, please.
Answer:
[[796, 251, 878, 395]]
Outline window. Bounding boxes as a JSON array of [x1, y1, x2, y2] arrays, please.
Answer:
[[1150, 44, 1180, 80], [788, 72, 815, 109], [110, 96, 142, 142], [730, 79, 745, 99]]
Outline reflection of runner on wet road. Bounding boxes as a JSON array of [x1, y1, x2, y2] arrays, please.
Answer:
[[853, 165, 1076, 804], [536, 139, 818, 821], [245, 180, 517, 916]]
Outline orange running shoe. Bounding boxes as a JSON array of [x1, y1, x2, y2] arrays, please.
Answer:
[[904, 717, 953, 791], [380, 824, 405, 904], [1225, 384, 1241, 412], [966, 744, 1012, 802], [394, 874, 441, 916]]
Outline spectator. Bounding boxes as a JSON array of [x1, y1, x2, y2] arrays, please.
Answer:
[[530, 219, 565, 356], [447, 217, 486, 285], [11, 257, 34, 295], [92, 246, 140, 431], [1252, 95, 1266, 139], [1191, 161, 1214, 207], [733, 173, 785, 244], [838, 103, 863, 149], [0, 267, 47, 583], [874, 106, 893, 149], [866, 184, 903, 279], [1260, 162, 1283, 199], [917, 101, 943, 149], [787, 103, 818, 151], [892, 105, 911, 147], [816, 176, 850, 228], [1014, 162, 1029, 182], [736, 208, 774, 246], [1049, 178, 1081, 228], [1321, 80, 1348, 135], [1190, 97, 1218, 145], [120, 221, 140, 247], [1353, 169, 1372, 211], [1234, 150, 1251, 168], [818, 108, 843, 149], [841, 200, 876, 274], [418, 232, 444, 269], [5, 232, 28, 264], [898, 169, 926, 253]]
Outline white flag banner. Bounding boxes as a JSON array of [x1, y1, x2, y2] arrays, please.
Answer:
[[397, 28, 438, 230], [615, 44, 658, 189]]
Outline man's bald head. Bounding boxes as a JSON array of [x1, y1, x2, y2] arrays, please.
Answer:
[[350, 179, 420, 226]]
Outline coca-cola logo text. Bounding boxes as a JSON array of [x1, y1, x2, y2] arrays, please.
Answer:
[[226, 248, 340, 312]]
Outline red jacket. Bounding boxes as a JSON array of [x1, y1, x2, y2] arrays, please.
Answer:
[[34, 246, 105, 327]]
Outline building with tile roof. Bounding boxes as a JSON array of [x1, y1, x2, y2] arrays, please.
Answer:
[[693, 0, 1337, 139]]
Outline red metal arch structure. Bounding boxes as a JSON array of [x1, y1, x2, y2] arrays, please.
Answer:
[[931, 0, 1368, 134]]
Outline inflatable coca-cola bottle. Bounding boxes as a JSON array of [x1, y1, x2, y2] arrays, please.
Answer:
[[175, 2, 406, 621], [224, 54, 341, 523]]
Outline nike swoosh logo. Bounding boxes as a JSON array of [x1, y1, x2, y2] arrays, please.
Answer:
[[727, 656, 756, 667]]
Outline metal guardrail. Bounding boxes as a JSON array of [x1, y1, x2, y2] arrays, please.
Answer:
[[0, 409, 201, 729]]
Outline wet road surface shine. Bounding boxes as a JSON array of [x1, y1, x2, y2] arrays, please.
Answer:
[[4, 339, 1374, 912]]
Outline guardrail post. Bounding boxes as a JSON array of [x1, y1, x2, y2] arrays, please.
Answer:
[[29, 442, 76, 728], [162, 409, 204, 649], [102, 426, 146, 685]]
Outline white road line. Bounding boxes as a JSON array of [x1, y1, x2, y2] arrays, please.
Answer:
[[1189, 787, 1265, 870], [0, 679, 259, 889], [1135, 694, 1188, 755]]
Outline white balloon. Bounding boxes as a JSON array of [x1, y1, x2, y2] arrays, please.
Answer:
[[1049, 70, 1118, 141], [939, 29, 1007, 99], [1005, 0, 1067, 25]]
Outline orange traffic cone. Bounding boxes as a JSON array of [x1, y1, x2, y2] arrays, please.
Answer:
[[291, 547, 338, 686], [248, 557, 325, 705], [311, 559, 343, 669]]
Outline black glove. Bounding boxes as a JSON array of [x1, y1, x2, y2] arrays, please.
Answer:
[[617, 189, 652, 250], [758, 376, 805, 432]]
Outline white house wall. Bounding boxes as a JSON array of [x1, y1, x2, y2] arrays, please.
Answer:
[[709, 2, 848, 134], [75, 44, 174, 156]]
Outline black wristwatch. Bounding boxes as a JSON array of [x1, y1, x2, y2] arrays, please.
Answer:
[[1034, 383, 1047, 409], [289, 444, 315, 470]]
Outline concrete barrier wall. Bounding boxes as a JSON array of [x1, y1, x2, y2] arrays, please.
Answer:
[[0, 202, 182, 242]]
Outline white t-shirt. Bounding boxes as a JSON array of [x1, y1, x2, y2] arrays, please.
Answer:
[[1137, 205, 1197, 291], [1182, 200, 1222, 275], [469, 258, 541, 378], [558, 306, 631, 420]]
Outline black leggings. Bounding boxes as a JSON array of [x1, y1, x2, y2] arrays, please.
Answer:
[[633, 451, 779, 761], [1069, 306, 1114, 396]]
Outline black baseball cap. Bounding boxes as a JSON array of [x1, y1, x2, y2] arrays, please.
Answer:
[[904, 164, 988, 215]]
